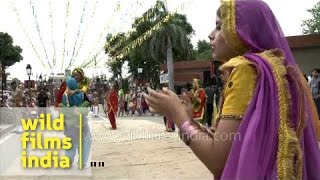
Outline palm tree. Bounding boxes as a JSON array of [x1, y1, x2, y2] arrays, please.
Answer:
[[105, 1, 194, 89], [146, 1, 194, 90]]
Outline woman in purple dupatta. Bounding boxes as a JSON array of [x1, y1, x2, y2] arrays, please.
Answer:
[[144, 0, 320, 179]]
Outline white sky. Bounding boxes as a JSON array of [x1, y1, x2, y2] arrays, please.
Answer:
[[0, 0, 318, 81]]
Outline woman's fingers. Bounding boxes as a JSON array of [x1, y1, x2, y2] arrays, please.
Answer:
[[144, 93, 162, 112], [147, 87, 167, 99], [142, 92, 148, 99], [147, 88, 172, 103], [146, 99, 158, 108], [144, 96, 161, 115], [161, 87, 169, 95], [144, 90, 169, 113], [143, 92, 159, 105], [149, 107, 161, 114], [160, 87, 179, 101], [181, 93, 191, 103], [144, 87, 181, 118]]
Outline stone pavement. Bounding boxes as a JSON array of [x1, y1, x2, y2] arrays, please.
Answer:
[[89, 115, 212, 180], [1, 115, 212, 180]]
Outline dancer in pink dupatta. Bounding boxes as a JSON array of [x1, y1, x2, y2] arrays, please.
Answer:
[[144, 0, 320, 179]]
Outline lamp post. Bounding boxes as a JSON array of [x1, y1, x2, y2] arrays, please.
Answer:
[[138, 67, 142, 85], [39, 74, 43, 88], [103, 75, 107, 85], [39, 74, 42, 88], [143, 61, 147, 85], [1, 64, 5, 106], [26, 64, 32, 104]]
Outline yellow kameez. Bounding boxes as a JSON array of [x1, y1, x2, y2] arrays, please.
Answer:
[[219, 57, 257, 118]]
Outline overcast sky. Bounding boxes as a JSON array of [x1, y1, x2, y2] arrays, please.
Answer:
[[0, 0, 318, 81]]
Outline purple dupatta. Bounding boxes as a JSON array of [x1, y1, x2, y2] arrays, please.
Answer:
[[219, 0, 320, 179]]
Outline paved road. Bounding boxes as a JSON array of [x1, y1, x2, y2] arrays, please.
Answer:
[[1, 114, 212, 180]]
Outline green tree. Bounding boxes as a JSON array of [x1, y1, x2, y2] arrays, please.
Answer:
[[107, 60, 123, 81], [104, 1, 194, 89], [0, 32, 23, 67], [145, 1, 194, 90], [194, 40, 212, 60], [127, 10, 165, 88], [105, 33, 129, 87], [0, 32, 23, 104], [302, 2, 320, 34], [121, 78, 129, 93], [11, 78, 20, 84]]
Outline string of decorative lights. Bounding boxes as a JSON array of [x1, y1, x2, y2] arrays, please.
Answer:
[[11, 1, 49, 69], [29, 0, 52, 69], [67, 0, 88, 69], [61, 0, 70, 70], [72, 0, 99, 67], [49, 1, 56, 67]]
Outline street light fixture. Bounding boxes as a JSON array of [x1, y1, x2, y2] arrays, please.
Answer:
[[26, 64, 32, 76], [26, 64, 32, 104]]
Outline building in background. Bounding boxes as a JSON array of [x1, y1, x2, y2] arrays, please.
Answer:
[[160, 34, 320, 90], [287, 34, 320, 76]]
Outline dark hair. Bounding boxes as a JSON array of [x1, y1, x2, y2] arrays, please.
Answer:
[[313, 68, 320, 73], [103, 85, 109, 92], [114, 82, 119, 90], [217, 6, 221, 18]]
